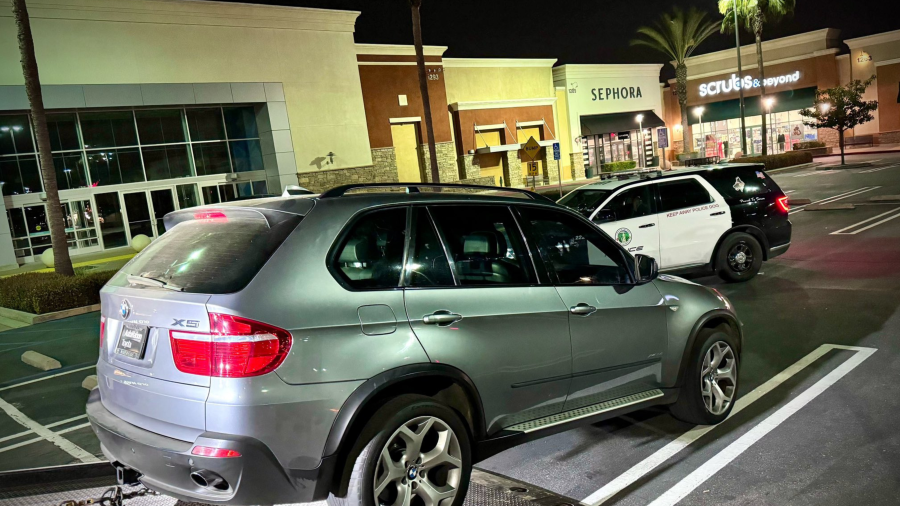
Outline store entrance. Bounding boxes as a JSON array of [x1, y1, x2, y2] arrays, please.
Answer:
[[123, 188, 176, 240]]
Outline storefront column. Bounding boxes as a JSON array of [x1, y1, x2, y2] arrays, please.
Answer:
[[503, 151, 524, 187], [541, 150, 559, 185], [421, 142, 460, 183], [458, 154, 481, 180], [569, 152, 586, 180]]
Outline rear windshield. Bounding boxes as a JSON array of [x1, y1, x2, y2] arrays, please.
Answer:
[[704, 166, 778, 200], [558, 189, 612, 217], [121, 213, 302, 293]]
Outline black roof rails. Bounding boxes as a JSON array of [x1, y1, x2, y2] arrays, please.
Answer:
[[318, 183, 556, 202]]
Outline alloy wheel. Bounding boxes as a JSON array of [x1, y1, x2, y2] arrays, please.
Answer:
[[700, 341, 737, 415], [374, 416, 462, 506], [727, 242, 753, 272]]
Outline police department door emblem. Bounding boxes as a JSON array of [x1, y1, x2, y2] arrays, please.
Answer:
[[120, 299, 132, 320], [615, 228, 633, 246]]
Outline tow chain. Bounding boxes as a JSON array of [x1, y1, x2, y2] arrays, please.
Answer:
[[58, 485, 158, 506]]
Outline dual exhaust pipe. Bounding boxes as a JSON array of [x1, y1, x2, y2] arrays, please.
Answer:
[[190, 468, 229, 491]]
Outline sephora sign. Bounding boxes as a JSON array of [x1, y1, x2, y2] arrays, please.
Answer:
[[699, 71, 801, 97]]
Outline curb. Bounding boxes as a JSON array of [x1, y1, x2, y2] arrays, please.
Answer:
[[0, 304, 100, 326], [813, 149, 900, 158], [766, 162, 820, 174]]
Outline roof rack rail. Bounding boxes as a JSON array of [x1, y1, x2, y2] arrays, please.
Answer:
[[318, 183, 555, 202]]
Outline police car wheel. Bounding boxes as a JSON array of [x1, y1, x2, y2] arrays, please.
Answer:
[[328, 394, 471, 506], [716, 233, 763, 283], [669, 325, 740, 425]]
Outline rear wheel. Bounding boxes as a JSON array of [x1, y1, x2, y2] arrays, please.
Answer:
[[328, 395, 471, 506], [716, 232, 762, 282], [669, 326, 739, 425]]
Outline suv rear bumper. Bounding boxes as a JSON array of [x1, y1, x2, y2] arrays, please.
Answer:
[[86, 389, 336, 504]]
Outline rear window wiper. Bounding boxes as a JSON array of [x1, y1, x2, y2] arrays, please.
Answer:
[[127, 273, 184, 292]]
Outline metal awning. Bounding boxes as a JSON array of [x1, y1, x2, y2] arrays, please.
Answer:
[[580, 110, 665, 136]]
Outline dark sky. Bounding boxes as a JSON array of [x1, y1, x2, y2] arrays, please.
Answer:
[[217, 0, 899, 80]]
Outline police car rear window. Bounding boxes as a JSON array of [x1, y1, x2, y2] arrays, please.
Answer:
[[705, 167, 775, 199]]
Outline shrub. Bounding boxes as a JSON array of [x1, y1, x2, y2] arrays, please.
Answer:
[[738, 151, 813, 171], [795, 141, 826, 149], [0, 270, 116, 314], [602, 161, 637, 172]]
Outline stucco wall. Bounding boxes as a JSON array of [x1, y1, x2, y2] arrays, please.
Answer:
[[443, 63, 556, 104], [0, 0, 373, 173], [876, 63, 900, 134]]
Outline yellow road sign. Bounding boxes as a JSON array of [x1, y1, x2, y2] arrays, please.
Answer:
[[522, 136, 541, 161], [526, 162, 539, 176]]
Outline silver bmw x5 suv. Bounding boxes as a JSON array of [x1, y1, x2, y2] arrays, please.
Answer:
[[87, 183, 742, 506]]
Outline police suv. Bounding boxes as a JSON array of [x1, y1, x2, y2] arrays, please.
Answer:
[[559, 164, 791, 282]]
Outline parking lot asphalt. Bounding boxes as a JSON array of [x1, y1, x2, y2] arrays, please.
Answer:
[[1, 151, 899, 505]]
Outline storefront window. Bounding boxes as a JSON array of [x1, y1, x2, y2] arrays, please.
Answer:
[[690, 108, 816, 158]]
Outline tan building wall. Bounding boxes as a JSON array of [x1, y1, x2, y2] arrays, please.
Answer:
[[0, 0, 373, 174], [846, 30, 900, 139]]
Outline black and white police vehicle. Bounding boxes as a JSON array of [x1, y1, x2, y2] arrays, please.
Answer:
[[559, 163, 791, 282]]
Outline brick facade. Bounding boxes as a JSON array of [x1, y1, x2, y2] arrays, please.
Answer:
[[875, 130, 900, 145], [296, 163, 399, 193], [569, 152, 586, 180], [818, 128, 840, 148], [458, 154, 480, 180], [503, 151, 523, 187], [421, 142, 460, 183], [371, 147, 398, 176], [540, 150, 560, 185]]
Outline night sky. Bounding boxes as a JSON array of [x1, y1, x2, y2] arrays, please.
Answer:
[[214, 0, 899, 80]]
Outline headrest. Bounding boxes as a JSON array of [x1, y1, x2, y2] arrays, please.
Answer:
[[462, 232, 498, 255], [340, 238, 374, 263]]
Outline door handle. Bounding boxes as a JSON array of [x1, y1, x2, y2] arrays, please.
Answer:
[[710, 211, 726, 216], [639, 223, 655, 228], [423, 310, 463, 326], [569, 303, 597, 316]]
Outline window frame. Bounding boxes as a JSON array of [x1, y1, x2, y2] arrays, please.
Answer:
[[596, 182, 659, 222], [401, 206, 458, 288], [517, 204, 636, 287], [657, 176, 715, 214], [326, 204, 411, 292], [418, 203, 542, 289]]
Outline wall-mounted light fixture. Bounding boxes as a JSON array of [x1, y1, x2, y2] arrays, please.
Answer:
[[327, 152, 335, 164]]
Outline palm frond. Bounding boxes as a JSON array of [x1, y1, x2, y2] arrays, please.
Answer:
[[632, 6, 720, 65]]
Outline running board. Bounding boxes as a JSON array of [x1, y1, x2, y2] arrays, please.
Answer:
[[506, 389, 664, 433]]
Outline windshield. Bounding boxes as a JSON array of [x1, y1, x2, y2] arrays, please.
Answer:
[[558, 189, 612, 217], [119, 214, 302, 294]]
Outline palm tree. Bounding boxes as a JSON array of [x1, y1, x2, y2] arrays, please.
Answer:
[[12, 0, 75, 276], [632, 8, 719, 156], [719, 0, 796, 156], [408, 0, 440, 183]]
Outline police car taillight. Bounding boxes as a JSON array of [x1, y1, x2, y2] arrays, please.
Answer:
[[776, 196, 790, 213]]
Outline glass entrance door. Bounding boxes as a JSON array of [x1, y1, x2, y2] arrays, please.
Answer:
[[123, 192, 154, 240], [95, 192, 127, 248], [149, 188, 176, 235]]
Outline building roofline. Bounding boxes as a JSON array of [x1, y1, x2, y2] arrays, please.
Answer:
[[845, 29, 900, 49], [355, 44, 448, 57], [683, 28, 840, 66], [552, 64, 663, 80], [442, 58, 557, 68]]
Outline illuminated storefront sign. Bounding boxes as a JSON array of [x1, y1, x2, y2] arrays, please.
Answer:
[[699, 71, 801, 97]]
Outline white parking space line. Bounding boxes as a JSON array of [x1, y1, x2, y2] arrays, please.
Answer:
[[0, 365, 95, 392], [647, 346, 876, 506], [859, 164, 899, 174], [0, 397, 99, 463], [582, 344, 874, 506], [0, 414, 88, 445], [789, 187, 880, 215], [792, 170, 838, 177], [784, 190, 796, 194], [830, 207, 900, 235]]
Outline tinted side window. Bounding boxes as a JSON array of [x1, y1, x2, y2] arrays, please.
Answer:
[[658, 179, 713, 213], [705, 167, 774, 199], [558, 189, 612, 218], [407, 209, 454, 287], [429, 206, 534, 286], [334, 208, 407, 289], [520, 208, 631, 285], [604, 185, 657, 220]]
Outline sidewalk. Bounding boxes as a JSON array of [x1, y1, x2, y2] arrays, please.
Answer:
[[813, 143, 900, 157]]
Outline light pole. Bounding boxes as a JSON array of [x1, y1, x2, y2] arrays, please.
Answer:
[[764, 97, 775, 153], [694, 107, 705, 157], [732, 0, 748, 155], [635, 114, 644, 168]]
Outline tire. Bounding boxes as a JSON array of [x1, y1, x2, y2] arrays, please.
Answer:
[[327, 394, 472, 506], [716, 232, 763, 283], [669, 326, 740, 425]]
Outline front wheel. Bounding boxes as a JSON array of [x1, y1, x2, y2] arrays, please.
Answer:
[[328, 395, 471, 506], [669, 327, 740, 425], [716, 232, 763, 282]]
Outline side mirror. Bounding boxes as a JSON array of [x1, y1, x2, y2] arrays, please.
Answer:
[[634, 254, 658, 284], [592, 209, 616, 224]]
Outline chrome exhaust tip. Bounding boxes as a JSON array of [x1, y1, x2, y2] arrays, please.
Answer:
[[190, 469, 228, 490]]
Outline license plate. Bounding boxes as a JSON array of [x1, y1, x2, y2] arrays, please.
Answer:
[[116, 323, 149, 360]]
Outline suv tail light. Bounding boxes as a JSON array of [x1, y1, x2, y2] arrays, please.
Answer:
[[776, 195, 790, 213], [170, 314, 292, 378], [100, 316, 106, 350]]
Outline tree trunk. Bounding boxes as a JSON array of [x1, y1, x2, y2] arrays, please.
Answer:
[[838, 129, 845, 165], [753, 12, 768, 157], [13, 0, 75, 276], [410, 1, 440, 183], [675, 63, 692, 154]]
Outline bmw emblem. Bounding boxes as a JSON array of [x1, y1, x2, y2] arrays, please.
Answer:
[[407, 466, 418, 480], [120, 300, 132, 320]]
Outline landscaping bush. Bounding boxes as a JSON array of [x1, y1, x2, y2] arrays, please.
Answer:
[[795, 141, 826, 149], [738, 151, 813, 171], [0, 270, 115, 314], [602, 160, 637, 172]]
